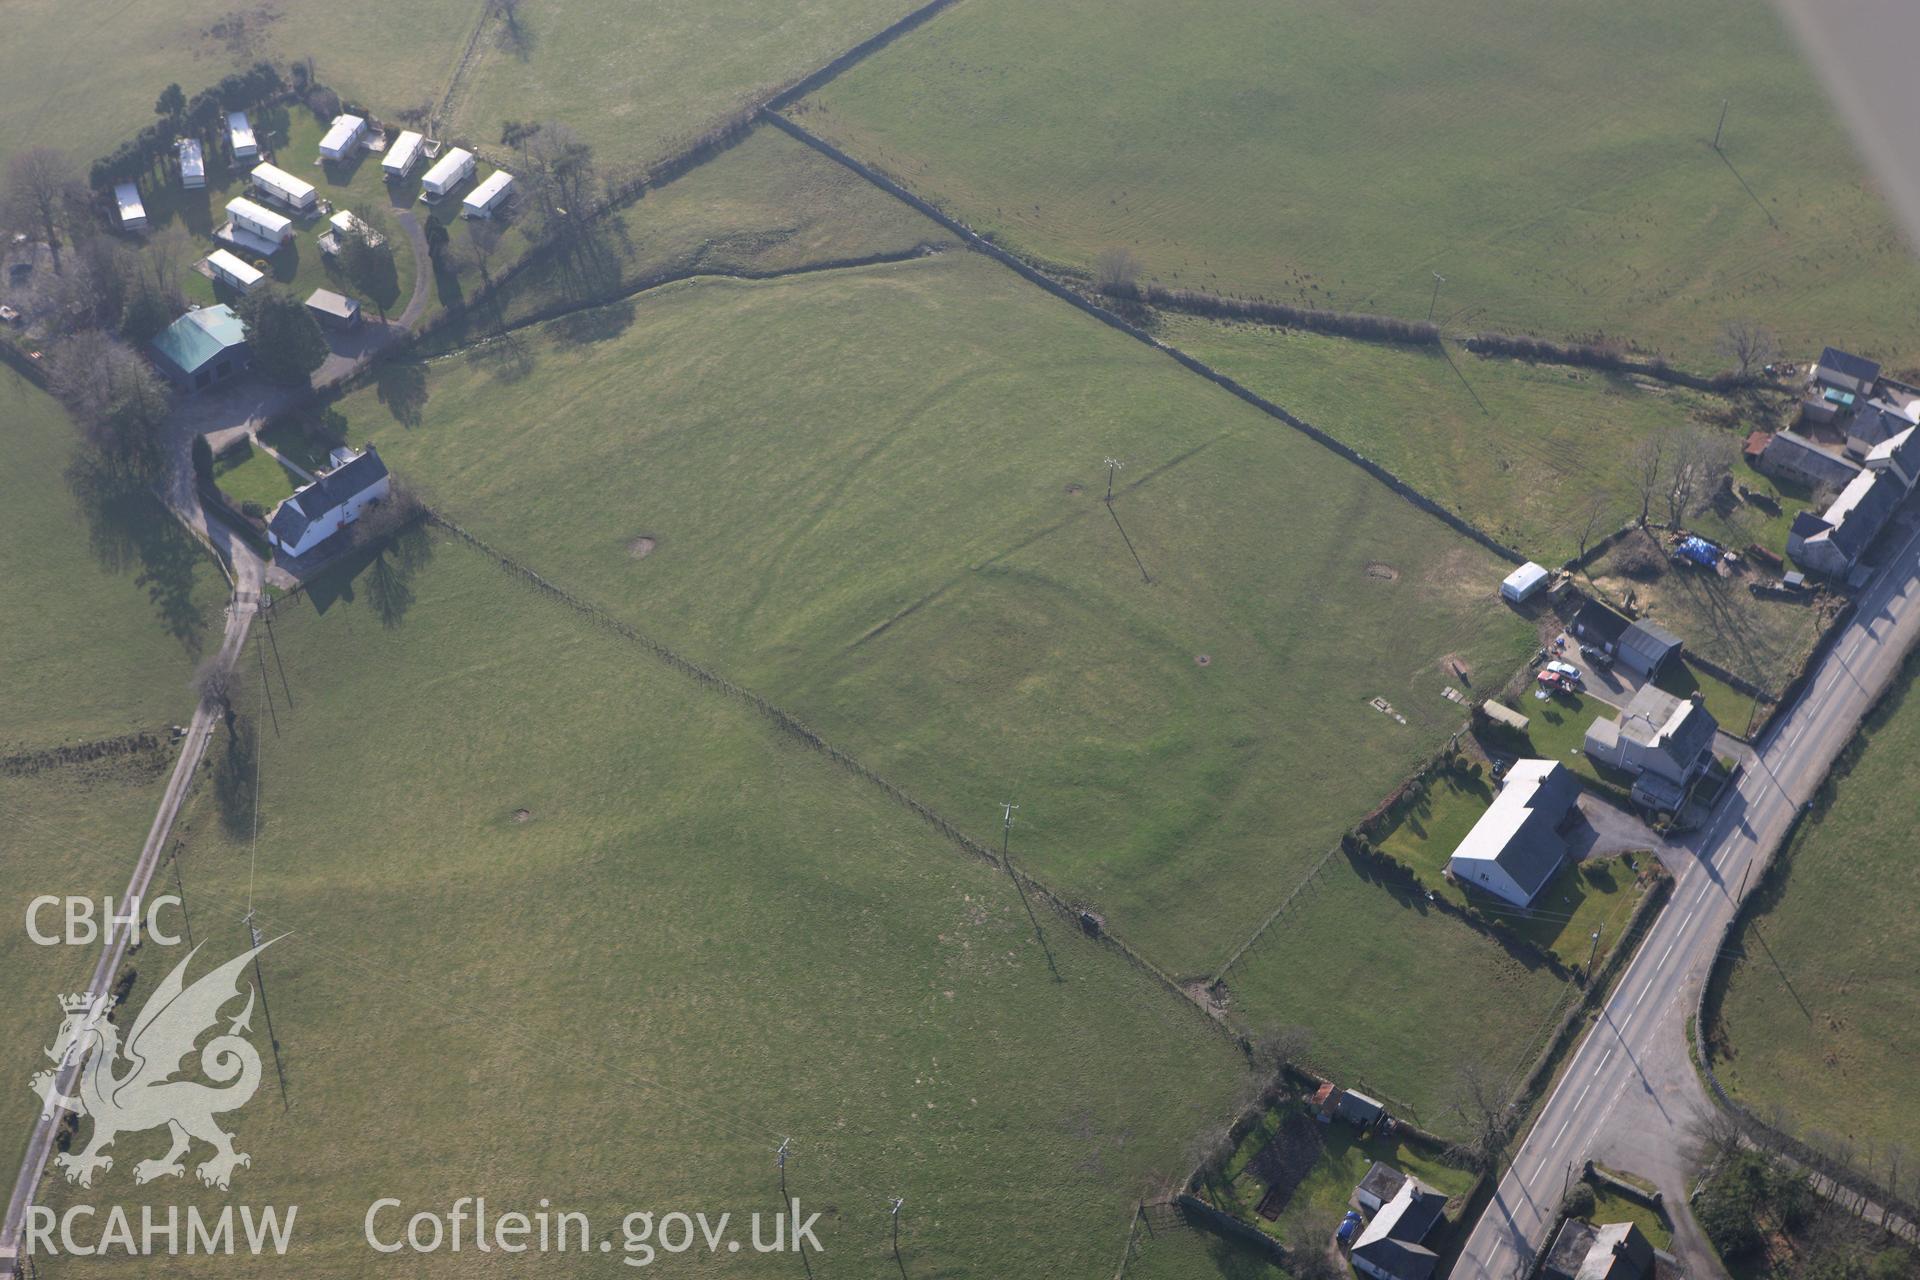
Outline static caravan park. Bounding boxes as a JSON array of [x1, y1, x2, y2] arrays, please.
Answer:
[[318, 113, 366, 161], [383, 130, 424, 180], [204, 248, 265, 293], [462, 169, 514, 218], [250, 162, 317, 213], [221, 196, 294, 254], [227, 111, 258, 160], [419, 147, 475, 201], [177, 138, 206, 189]]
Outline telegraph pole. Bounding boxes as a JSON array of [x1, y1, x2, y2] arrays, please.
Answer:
[[1712, 99, 1729, 152], [1427, 272, 1446, 324], [889, 1197, 905, 1256], [776, 1138, 790, 1198], [1735, 860, 1751, 903], [1586, 929, 1601, 981], [1104, 457, 1123, 504], [998, 799, 1019, 868]]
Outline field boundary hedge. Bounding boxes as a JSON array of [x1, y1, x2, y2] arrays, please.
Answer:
[[1099, 281, 1440, 346], [420, 511, 1230, 1037], [763, 111, 1527, 569], [1, 731, 168, 775], [1464, 333, 1755, 394]]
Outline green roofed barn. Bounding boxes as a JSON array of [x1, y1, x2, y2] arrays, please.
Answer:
[[147, 305, 251, 393]]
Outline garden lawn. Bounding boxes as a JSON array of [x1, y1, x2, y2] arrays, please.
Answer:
[[1377, 768, 1648, 968], [1218, 864, 1571, 1137], [1211, 1103, 1472, 1248], [1589, 1183, 1675, 1251], [213, 440, 300, 510], [31, 536, 1251, 1278], [1716, 655, 1920, 1162], [325, 249, 1535, 978], [1161, 319, 1727, 564], [1514, 691, 1634, 798], [452, 0, 919, 172], [797, 0, 1920, 367], [419, 124, 954, 353], [0, 368, 222, 745]]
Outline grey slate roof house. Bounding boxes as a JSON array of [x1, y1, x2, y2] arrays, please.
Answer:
[[1350, 1177, 1449, 1280], [1813, 346, 1880, 398], [1616, 619, 1682, 678], [1846, 400, 1916, 457], [266, 445, 392, 558], [1866, 425, 1920, 489], [1759, 430, 1863, 492], [1446, 759, 1581, 908], [1789, 467, 1909, 578], [1584, 685, 1719, 798], [1545, 1220, 1655, 1280]]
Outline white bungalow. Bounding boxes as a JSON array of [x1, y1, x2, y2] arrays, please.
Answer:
[[383, 130, 425, 180], [266, 445, 392, 558], [114, 182, 147, 231], [220, 196, 294, 254], [204, 248, 265, 293], [250, 162, 317, 213], [177, 138, 206, 189], [461, 169, 514, 218], [419, 147, 475, 201], [317, 113, 366, 161], [227, 111, 258, 161]]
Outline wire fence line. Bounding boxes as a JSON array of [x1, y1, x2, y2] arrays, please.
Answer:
[[423, 511, 1230, 1035]]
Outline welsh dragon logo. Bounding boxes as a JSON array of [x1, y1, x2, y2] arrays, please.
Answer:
[[32, 940, 276, 1190]]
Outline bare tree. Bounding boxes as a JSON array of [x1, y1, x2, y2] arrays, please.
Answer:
[[1251, 1025, 1313, 1078], [1447, 1064, 1513, 1175], [4, 146, 86, 273], [192, 655, 234, 712], [1665, 425, 1738, 527], [1576, 497, 1611, 570], [47, 330, 172, 480], [1630, 433, 1668, 527], [1681, 1104, 1746, 1174], [461, 217, 506, 301], [1094, 246, 1142, 293], [523, 121, 596, 247], [1717, 319, 1779, 382]]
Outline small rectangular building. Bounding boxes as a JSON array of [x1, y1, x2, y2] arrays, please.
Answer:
[[1812, 346, 1880, 399], [205, 248, 265, 293], [419, 147, 475, 200], [1447, 759, 1580, 908], [383, 129, 425, 180], [250, 162, 318, 212], [1757, 430, 1862, 492], [461, 169, 514, 218], [1351, 1178, 1448, 1280], [1500, 561, 1550, 604], [318, 113, 366, 161], [1846, 400, 1917, 458], [227, 111, 258, 160], [305, 287, 361, 330], [1789, 469, 1908, 578], [318, 209, 385, 256], [224, 196, 294, 249], [1616, 619, 1682, 679], [114, 182, 147, 231], [1481, 702, 1530, 733], [177, 137, 206, 189], [147, 304, 250, 392]]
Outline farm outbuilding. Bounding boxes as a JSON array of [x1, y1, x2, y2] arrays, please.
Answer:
[[1446, 759, 1579, 908], [148, 304, 249, 391], [461, 169, 514, 218], [305, 287, 361, 330], [1500, 561, 1549, 603], [250, 162, 317, 212], [204, 248, 264, 294], [420, 147, 475, 200], [1481, 701, 1530, 733], [318, 114, 366, 161], [1616, 619, 1682, 678], [228, 111, 258, 160], [383, 130, 424, 180], [177, 137, 206, 189], [114, 182, 147, 231]]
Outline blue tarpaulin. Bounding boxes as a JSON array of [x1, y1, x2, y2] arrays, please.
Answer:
[[1677, 535, 1721, 567]]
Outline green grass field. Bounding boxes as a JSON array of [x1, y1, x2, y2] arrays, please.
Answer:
[[421, 124, 953, 352], [30, 535, 1252, 1276], [1123, 1220, 1290, 1279], [795, 0, 1920, 367], [1716, 656, 1920, 1163], [0, 369, 223, 745], [214, 440, 301, 510], [1217, 864, 1570, 1134], [451, 0, 918, 172], [321, 249, 1534, 978], [1158, 319, 1728, 565]]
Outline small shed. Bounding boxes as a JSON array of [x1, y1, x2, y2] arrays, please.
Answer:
[[227, 111, 258, 160], [205, 248, 264, 293], [318, 114, 367, 161], [1335, 1090, 1385, 1128], [1482, 701, 1530, 733], [177, 137, 206, 189], [383, 129, 425, 180], [305, 287, 361, 331], [1617, 619, 1683, 678], [461, 168, 514, 218], [420, 147, 475, 200], [114, 182, 147, 231], [1356, 1162, 1409, 1213], [1500, 561, 1550, 603]]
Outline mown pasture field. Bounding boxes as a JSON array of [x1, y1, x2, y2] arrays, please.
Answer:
[[795, 0, 1920, 367], [0, 369, 223, 745], [1716, 655, 1920, 1165], [30, 538, 1251, 1277], [323, 249, 1536, 979]]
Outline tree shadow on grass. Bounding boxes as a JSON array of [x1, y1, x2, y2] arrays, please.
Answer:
[[214, 714, 257, 840], [548, 298, 635, 347], [65, 452, 211, 656], [375, 360, 430, 427], [300, 521, 432, 628], [466, 330, 535, 383]]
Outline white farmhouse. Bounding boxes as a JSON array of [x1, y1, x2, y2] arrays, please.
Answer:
[[266, 446, 391, 557]]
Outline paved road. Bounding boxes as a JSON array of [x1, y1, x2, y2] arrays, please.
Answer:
[[0, 504, 264, 1268], [1456, 507, 1920, 1279]]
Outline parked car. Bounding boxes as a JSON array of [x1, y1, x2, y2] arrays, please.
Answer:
[[1579, 643, 1615, 669], [1547, 660, 1582, 681]]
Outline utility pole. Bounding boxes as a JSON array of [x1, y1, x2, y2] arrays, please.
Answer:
[[1712, 99, 1729, 152], [1562, 1160, 1573, 1201], [1104, 457, 1124, 504], [889, 1197, 905, 1256], [1735, 860, 1751, 903], [1427, 272, 1446, 324], [1586, 929, 1601, 981], [998, 799, 1019, 868], [776, 1138, 789, 1198]]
